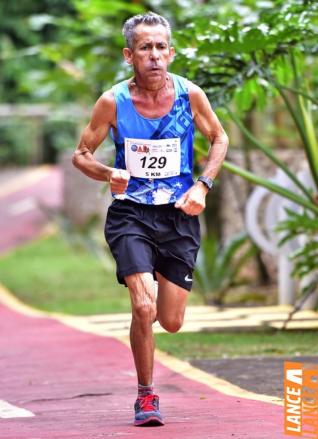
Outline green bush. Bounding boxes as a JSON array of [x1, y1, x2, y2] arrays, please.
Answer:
[[0, 116, 78, 165], [0, 118, 34, 165]]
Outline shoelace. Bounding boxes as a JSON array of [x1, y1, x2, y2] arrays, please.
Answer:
[[138, 394, 159, 412]]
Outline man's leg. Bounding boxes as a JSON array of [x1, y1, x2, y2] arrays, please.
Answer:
[[124, 271, 189, 383], [124, 272, 157, 386], [155, 271, 189, 333], [124, 272, 165, 426]]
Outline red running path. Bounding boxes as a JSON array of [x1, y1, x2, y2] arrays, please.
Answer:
[[0, 166, 62, 254], [0, 304, 287, 439]]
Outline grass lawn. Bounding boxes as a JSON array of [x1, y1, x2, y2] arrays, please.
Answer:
[[155, 330, 318, 359], [0, 233, 203, 315]]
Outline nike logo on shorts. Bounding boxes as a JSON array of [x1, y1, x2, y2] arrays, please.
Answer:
[[184, 275, 193, 282]]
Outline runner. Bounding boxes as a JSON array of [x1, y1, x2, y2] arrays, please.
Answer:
[[72, 11, 228, 427]]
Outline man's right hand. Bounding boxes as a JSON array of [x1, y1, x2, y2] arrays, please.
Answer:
[[110, 169, 131, 194]]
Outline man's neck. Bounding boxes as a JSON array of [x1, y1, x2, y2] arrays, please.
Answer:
[[129, 73, 171, 98]]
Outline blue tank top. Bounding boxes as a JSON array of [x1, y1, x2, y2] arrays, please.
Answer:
[[110, 73, 194, 205]]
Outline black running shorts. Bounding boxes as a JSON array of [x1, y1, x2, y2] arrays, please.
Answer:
[[104, 199, 201, 291]]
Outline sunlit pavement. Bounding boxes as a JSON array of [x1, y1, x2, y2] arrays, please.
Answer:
[[57, 303, 318, 333]]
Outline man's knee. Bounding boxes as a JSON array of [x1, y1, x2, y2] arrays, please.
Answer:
[[133, 301, 157, 324], [158, 316, 184, 333], [125, 272, 157, 324]]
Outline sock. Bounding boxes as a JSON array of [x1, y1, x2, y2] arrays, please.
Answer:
[[138, 382, 154, 397]]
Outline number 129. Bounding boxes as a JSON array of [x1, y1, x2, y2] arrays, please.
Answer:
[[140, 156, 167, 169]]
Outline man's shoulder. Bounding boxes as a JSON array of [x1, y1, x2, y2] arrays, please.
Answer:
[[91, 89, 116, 123], [183, 80, 210, 116], [170, 73, 203, 98], [100, 89, 115, 104], [98, 78, 128, 104], [183, 78, 204, 97], [94, 89, 116, 113]]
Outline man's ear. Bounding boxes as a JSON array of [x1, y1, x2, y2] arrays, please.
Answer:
[[168, 46, 175, 64], [123, 47, 133, 65]]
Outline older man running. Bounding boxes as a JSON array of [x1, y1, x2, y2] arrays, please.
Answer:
[[72, 11, 228, 427]]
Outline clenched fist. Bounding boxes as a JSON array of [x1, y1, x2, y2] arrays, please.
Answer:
[[175, 181, 208, 216], [110, 169, 130, 194]]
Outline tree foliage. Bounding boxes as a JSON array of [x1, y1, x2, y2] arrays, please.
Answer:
[[173, 0, 318, 109], [1, 0, 148, 103], [0, 0, 76, 102], [172, 0, 318, 291]]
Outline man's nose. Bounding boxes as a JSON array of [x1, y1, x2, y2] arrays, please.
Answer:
[[149, 47, 160, 60]]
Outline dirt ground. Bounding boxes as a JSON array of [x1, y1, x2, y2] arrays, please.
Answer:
[[191, 355, 318, 398]]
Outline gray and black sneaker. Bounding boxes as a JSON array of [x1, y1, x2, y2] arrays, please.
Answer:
[[134, 394, 164, 426]]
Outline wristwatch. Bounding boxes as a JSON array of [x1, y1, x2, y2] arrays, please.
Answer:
[[197, 176, 214, 191]]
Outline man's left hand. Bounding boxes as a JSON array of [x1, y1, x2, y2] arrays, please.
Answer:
[[175, 182, 208, 216]]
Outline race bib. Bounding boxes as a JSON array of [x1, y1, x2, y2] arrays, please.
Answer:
[[125, 137, 181, 179]]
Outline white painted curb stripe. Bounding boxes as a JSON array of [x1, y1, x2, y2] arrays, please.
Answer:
[[0, 165, 51, 199], [8, 197, 37, 216], [0, 400, 35, 418]]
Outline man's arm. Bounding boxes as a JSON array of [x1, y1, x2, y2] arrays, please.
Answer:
[[175, 82, 229, 215], [72, 90, 130, 194]]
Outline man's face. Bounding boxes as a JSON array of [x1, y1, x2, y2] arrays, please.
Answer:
[[123, 24, 174, 81]]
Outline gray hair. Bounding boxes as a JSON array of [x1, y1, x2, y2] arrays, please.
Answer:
[[122, 12, 171, 49]]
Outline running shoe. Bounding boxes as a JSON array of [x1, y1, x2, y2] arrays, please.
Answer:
[[134, 394, 164, 426]]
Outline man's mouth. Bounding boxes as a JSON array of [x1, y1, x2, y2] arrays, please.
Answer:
[[149, 66, 162, 71]]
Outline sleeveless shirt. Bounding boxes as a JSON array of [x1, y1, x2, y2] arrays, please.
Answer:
[[110, 73, 194, 205]]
